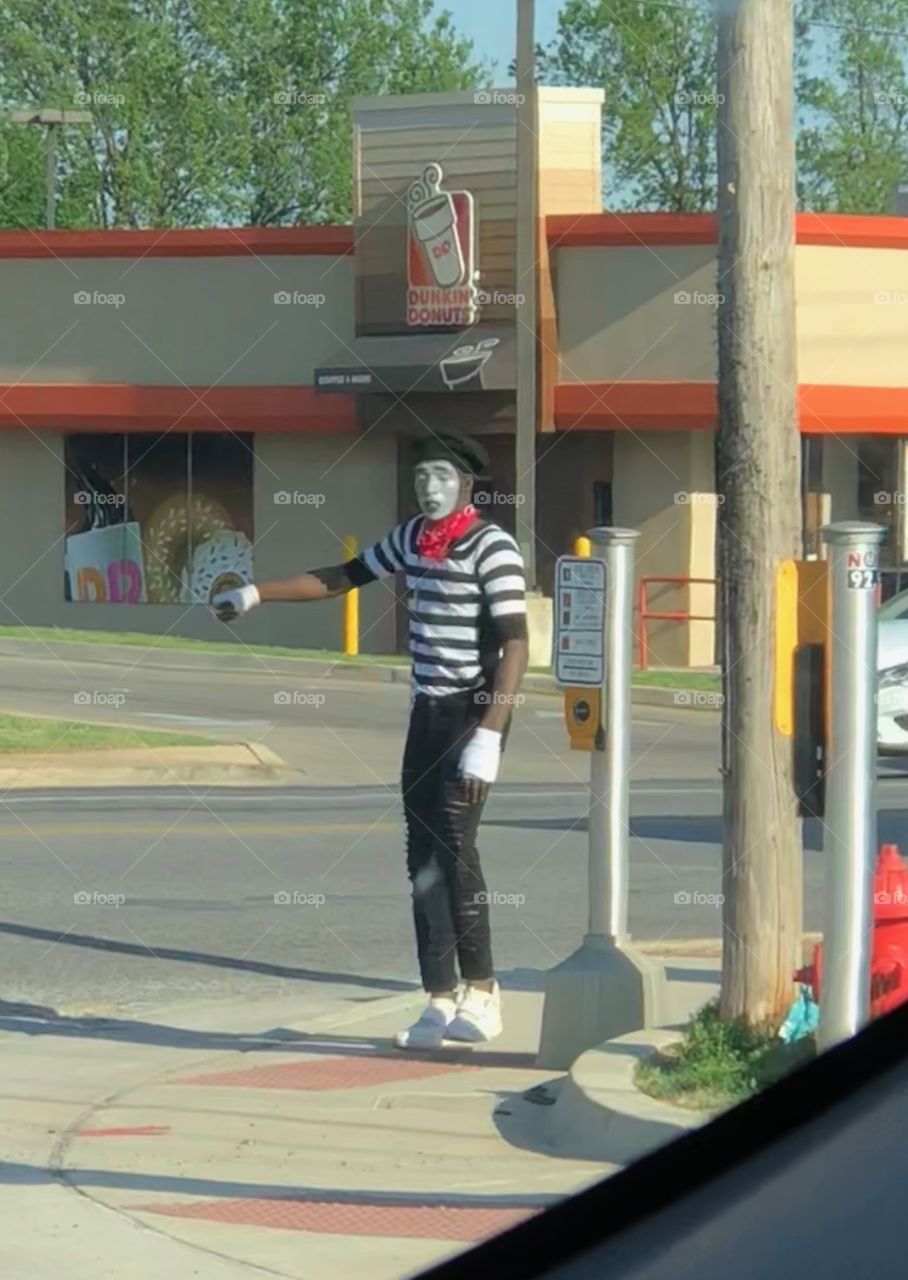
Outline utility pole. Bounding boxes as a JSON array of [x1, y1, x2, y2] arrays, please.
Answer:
[[515, 0, 538, 589], [715, 0, 803, 1024], [5, 109, 93, 228]]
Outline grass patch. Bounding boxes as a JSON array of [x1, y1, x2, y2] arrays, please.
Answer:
[[635, 1001, 816, 1113], [630, 669, 721, 693], [0, 625, 404, 666], [0, 712, 216, 754]]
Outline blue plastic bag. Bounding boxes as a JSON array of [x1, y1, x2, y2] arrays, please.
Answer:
[[779, 983, 820, 1043]]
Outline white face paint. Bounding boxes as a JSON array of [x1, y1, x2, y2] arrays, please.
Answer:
[[414, 459, 463, 520]]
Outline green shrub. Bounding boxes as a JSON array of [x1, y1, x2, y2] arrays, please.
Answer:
[[636, 1000, 815, 1111]]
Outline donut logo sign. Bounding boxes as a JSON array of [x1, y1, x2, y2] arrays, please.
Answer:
[[406, 162, 479, 327]]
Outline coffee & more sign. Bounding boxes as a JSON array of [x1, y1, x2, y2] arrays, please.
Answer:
[[406, 163, 479, 327]]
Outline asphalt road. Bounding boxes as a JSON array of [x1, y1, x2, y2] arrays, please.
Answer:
[[2, 637, 908, 1020], [4, 778, 908, 1019], [0, 636, 720, 785]]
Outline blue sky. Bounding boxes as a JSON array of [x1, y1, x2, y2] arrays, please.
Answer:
[[439, 0, 562, 79]]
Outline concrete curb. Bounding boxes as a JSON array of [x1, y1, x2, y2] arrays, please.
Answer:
[[0, 742, 298, 790], [542, 1028, 707, 1164]]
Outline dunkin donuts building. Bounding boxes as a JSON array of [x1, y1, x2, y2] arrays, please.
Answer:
[[1, 87, 908, 667]]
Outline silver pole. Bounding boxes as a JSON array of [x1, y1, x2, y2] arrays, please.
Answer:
[[514, 0, 538, 589], [588, 527, 640, 944], [45, 123, 57, 229], [818, 520, 885, 1052]]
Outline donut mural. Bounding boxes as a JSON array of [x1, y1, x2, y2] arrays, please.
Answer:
[[63, 433, 255, 606], [144, 493, 253, 604]]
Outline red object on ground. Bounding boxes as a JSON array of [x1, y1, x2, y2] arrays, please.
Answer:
[[126, 1195, 537, 1242], [178, 1055, 475, 1091], [795, 843, 908, 1018]]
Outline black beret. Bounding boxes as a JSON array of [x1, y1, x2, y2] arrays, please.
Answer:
[[410, 432, 490, 479]]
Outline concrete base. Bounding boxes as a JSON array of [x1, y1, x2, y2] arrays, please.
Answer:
[[536, 936, 666, 1071], [526, 590, 553, 670]]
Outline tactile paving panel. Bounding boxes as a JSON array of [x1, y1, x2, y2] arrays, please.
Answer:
[[127, 1195, 538, 1242]]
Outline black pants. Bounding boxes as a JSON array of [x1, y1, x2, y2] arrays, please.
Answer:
[[401, 690, 506, 994]]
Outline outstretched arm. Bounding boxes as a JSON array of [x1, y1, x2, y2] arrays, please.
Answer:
[[210, 524, 409, 622], [212, 559, 377, 620], [257, 564, 359, 603]]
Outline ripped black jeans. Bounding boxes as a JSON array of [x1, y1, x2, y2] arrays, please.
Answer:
[[401, 690, 508, 994]]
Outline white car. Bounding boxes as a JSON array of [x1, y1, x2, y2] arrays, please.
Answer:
[[877, 587, 908, 752]]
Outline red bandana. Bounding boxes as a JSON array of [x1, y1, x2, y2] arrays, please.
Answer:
[[417, 504, 479, 561]]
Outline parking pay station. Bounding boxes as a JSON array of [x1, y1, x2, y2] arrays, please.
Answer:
[[537, 528, 663, 1070]]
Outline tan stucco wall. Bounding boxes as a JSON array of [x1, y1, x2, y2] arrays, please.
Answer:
[[556, 243, 908, 388], [797, 247, 908, 386], [0, 254, 353, 385], [612, 431, 716, 667], [555, 245, 720, 382], [0, 429, 399, 652]]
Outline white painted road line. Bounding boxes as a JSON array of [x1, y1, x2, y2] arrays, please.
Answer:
[[134, 712, 272, 728]]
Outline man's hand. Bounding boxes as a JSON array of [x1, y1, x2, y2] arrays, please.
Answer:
[[459, 726, 502, 805], [211, 583, 260, 622]]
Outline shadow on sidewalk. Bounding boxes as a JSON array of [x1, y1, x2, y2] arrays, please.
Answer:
[[0, 1160, 559, 1210], [0, 919, 414, 993], [0, 1000, 540, 1069]]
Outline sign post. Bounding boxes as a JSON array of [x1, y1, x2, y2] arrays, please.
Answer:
[[538, 527, 663, 1070], [817, 521, 886, 1052]]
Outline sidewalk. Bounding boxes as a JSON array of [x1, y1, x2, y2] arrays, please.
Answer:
[[0, 959, 718, 1279]]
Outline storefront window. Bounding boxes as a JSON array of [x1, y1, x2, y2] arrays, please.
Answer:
[[64, 433, 254, 604], [856, 438, 898, 566]]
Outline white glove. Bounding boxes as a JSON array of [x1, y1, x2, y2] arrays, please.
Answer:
[[459, 727, 502, 785], [211, 583, 260, 621]]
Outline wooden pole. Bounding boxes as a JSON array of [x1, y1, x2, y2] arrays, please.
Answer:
[[715, 0, 803, 1025]]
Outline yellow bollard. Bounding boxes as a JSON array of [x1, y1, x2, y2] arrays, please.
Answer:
[[343, 535, 359, 655], [573, 536, 591, 558]]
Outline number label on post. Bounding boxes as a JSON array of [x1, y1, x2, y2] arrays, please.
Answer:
[[846, 568, 880, 590]]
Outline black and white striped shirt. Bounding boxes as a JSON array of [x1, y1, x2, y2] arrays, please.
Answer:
[[347, 517, 528, 697]]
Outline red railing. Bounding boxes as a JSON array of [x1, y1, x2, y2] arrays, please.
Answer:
[[637, 575, 717, 670]]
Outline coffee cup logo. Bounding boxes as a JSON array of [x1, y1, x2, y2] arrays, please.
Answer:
[[406, 163, 478, 327], [409, 173, 465, 289], [439, 337, 500, 389]]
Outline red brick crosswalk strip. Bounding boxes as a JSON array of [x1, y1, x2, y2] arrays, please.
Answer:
[[177, 1056, 475, 1091], [127, 1196, 538, 1242]]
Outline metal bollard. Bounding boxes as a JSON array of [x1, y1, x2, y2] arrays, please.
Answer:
[[343, 535, 359, 656]]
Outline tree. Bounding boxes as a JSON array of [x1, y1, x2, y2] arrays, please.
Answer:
[[0, 124, 47, 228], [0, 0, 485, 229], [544, 0, 719, 211], [797, 0, 908, 213], [715, 0, 804, 1025]]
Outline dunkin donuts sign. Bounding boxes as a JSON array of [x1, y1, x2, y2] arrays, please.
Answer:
[[406, 162, 478, 327]]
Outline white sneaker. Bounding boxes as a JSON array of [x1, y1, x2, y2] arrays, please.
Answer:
[[393, 995, 458, 1050], [445, 981, 503, 1043]]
